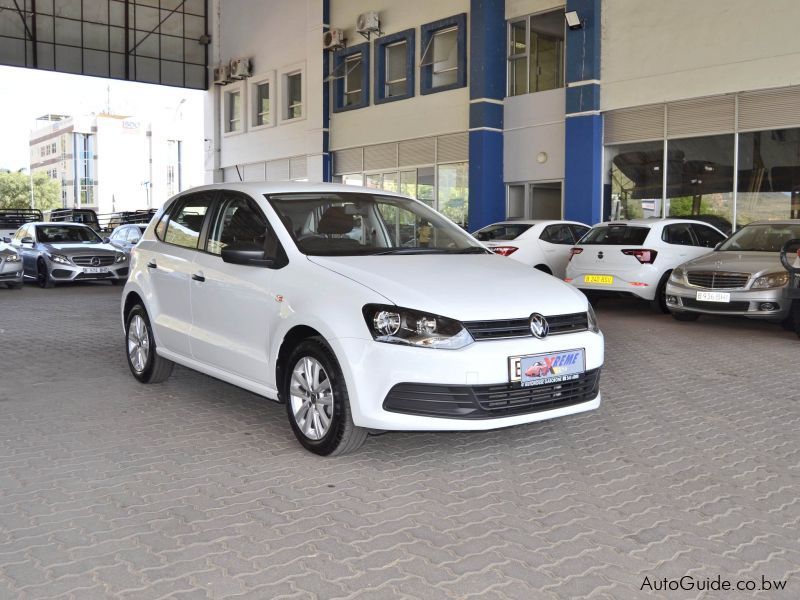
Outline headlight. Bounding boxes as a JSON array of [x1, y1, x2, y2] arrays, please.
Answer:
[[115, 254, 127, 263], [4, 254, 21, 263], [49, 254, 71, 265], [587, 303, 600, 333], [752, 272, 789, 289], [670, 266, 686, 283], [363, 304, 474, 349]]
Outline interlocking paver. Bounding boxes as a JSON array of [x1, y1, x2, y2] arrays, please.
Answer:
[[0, 284, 798, 598]]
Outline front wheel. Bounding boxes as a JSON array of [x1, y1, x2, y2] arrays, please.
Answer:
[[125, 305, 174, 383], [283, 337, 367, 456], [651, 271, 671, 314], [37, 259, 54, 289]]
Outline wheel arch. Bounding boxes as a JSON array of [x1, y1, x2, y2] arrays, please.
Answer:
[[534, 264, 552, 275], [275, 325, 325, 402]]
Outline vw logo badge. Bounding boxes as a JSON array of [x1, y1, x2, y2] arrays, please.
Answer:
[[91, 257, 101, 267], [530, 313, 549, 339]]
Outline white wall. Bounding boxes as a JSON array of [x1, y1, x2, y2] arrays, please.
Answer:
[[210, 0, 324, 180], [504, 88, 565, 183], [329, 0, 469, 150], [506, 0, 564, 20], [602, 0, 800, 111]]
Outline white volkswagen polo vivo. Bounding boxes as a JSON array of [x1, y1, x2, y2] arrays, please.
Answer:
[[122, 183, 604, 455]]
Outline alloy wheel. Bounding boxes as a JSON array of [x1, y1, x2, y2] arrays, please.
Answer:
[[289, 357, 334, 440], [127, 315, 150, 374]]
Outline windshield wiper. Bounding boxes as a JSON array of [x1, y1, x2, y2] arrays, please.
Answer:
[[372, 247, 451, 255], [450, 247, 491, 254]]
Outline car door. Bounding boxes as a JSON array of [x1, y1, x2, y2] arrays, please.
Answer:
[[537, 223, 577, 278], [146, 192, 214, 358], [189, 191, 284, 383], [662, 222, 711, 265]]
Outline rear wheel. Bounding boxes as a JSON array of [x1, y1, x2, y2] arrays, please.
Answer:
[[671, 311, 700, 322], [36, 259, 54, 289], [125, 305, 174, 383], [651, 271, 671, 314], [283, 337, 367, 456]]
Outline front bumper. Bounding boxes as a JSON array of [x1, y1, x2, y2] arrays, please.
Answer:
[[330, 330, 604, 431], [0, 260, 23, 283], [665, 280, 790, 320], [48, 262, 128, 282]]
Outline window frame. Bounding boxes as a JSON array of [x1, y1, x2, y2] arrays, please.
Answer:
[[156, 191, 215, 251], [374, 29, 415, 104], [221, 83, 245, 136], [420, 13, 467, 95], [280, 64, 306, 123], [250, 72, 275, 130], [332, 42, 370, 113], [506, 9, 566, 97]]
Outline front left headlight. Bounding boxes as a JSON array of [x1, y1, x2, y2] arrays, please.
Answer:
[[752, 272, 789, 289], [586, 303, 601, 333], [4, 254, 21, 263], [363, 304, 474, 349], [115, 254, 127, 263], [670, 265, 686, 283], [49, 254, 71, 265]]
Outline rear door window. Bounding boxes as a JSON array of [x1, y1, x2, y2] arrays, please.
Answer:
[[692, 224, 726, 248], [569, 225, 590, 243], [540, 224, 575, 244], [163, 193, 214, 250], [580, 225, 650, 245], [662, 223, 696, 246], [473, 223, 533, 241]]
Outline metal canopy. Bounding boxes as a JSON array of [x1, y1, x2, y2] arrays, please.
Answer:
[[0, 0, 208, 89]]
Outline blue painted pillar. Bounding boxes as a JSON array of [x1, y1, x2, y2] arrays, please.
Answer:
[[564, 0, 602, 225], [321, 0, 332, 182], [468, 0, 505, 231]]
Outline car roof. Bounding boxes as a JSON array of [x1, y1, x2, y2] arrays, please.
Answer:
[[171, 181, 412, 200], [28, 221, 96, 227], [738, 220, 800, 227], [597, 218, 723, 228], [480, 220, 588, 227]]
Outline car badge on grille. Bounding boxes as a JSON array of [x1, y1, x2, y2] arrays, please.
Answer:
[[91, 257, 101, 266], [529, 313, 549, 339], [715, 260, 723, 269], [597, 251, 604, 259]]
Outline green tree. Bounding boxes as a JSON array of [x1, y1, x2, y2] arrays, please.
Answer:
[[0, 171, 61, 211]]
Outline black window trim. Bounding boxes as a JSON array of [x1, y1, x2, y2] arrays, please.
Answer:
[[156, 190, 217, 252]]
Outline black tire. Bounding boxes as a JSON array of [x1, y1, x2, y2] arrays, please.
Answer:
[[282, 336, 367, 456], [791, 300, 800, 339], [37, 258, 54, 289], [671, 311, 700, 322], [125, 305, 174, 384], [651, 271, 671, 314], [534, 264, 552, 275]]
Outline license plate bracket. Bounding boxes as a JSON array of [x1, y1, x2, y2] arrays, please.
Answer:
[[509, 348, 586, 387], [696, 291, 730, 303]]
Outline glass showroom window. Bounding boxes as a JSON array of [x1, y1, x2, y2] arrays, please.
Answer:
[[606, 141, 665, 220], [286, 72, 303, 119], [507, 10, 564, 96], [738, 127, 800, 223], [385, 41, 408, 98], [437, 162, 469, 228], [255, 82, 270, 126], [225, 90, 242, 133]]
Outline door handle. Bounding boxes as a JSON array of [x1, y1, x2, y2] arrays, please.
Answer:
[[192, 272, 205, 283], [147, 260, 157, 269]]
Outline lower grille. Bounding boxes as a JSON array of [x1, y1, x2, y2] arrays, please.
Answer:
[[383, 368, 601, 419], [682, 298, 750, 312], [464, 312, 589, 340], [75, 271, 113, 280], [687, 271, 749, 289], [72, 255, 115, 266], [51, 269, 72, 278]]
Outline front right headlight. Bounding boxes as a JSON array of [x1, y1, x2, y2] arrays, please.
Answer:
[[670, 265, 686, 283], [752, 272, 789, 289], [587, 303, 600, 333], [4, 254, 21, 263], [363, 304, 474, 349]]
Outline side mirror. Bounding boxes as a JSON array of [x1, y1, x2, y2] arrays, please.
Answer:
[[221, 244, 274, 268], [2, 237, 10, 243], [103, 237, 111, 243], [21, 237, 34, 245]]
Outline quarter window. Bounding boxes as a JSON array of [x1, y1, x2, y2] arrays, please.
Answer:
[[163, 194, 213, 249]]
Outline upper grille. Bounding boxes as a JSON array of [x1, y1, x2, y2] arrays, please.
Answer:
[[464, 312, 589, 341], [72, 255, 115, 266], [687, 271, 750, 289]]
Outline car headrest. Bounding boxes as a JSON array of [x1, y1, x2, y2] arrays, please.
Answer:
[[318, 206, 356, 235]]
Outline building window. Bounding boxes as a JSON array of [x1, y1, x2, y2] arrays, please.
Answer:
[[374, 29, 415, 104], [332, 43, 369, 112], [285, 71, 303, 120], [420, 14, 467, 95], [507, 10, 565, 96], [255, 82, 270, 126], [224, 89, 242, 133], [437, 162, 469, 228]]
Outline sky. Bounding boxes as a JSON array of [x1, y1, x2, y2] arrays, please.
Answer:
[[0, 65, 205, 172]]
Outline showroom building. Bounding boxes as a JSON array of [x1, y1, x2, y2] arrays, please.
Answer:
[[205, 0, 800, 231]]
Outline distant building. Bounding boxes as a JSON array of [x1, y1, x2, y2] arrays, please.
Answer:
[[29, 112, 192, 214]]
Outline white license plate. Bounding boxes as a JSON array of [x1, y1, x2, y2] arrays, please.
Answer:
[[83, 267, 109, 274], [696, 291, 730, 303], [509, 348, 586, 387]]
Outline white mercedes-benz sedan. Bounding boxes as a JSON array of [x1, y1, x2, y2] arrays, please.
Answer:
[[121, 183, 604, 455]]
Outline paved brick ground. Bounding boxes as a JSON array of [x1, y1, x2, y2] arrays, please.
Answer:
[[0, 282, 798, 599]]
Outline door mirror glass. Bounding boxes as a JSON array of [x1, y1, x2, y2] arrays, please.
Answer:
[[103, 237, 111, 243], [21, 237, 34, 244], [221, 243, 274, 267], [2, 236, 10, 243]]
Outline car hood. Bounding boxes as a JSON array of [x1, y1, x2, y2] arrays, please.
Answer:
[[680, 250, 784, 275], [308, 254, 588, 321], [42, 242, 119, 255]]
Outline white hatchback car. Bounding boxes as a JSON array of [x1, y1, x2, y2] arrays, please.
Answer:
[[565, 218, 727, 312], [472, 220, 590, 279], [122, 183, 604, 455]]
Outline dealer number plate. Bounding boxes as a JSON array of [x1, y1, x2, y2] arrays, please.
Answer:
[[509, 348, 586, 387], [585, 275, 613, 285], [696, 291, 730, 303]]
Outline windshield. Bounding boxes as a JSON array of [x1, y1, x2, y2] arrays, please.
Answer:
[[268, 192, 487, 256], [36, 225, 103, 244], [473, 223, 533, 241], [718, 223, 800, 252], [580, 225, 650, 245]]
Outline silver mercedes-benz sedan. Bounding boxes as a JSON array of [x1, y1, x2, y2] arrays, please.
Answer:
[[665, 220, 800, 326], [0, 236, 23, 289], [11, 222, 128, 288]]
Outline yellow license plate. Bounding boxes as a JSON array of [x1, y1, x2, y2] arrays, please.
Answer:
[[585, 275, 613, 284]]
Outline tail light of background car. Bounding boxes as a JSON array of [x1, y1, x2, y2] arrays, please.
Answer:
[[568, 247, 583, 261], [621, 249, 658, 264], [490, 246, 518, 257]]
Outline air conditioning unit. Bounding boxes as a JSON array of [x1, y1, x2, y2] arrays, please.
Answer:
[[229, 57, 252, 79], [212, 65, 230, 86], [323, 28, 345, 51], [356, 11, 380, 35]]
